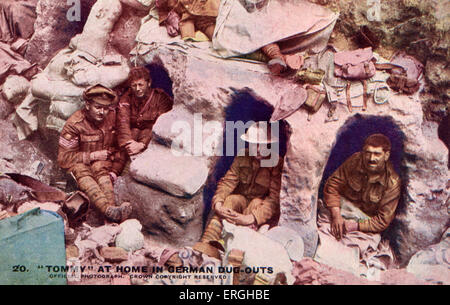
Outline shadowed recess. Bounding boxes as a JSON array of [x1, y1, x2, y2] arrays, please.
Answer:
[[318, 114, 406, 199], [202, 88, 290, 226], [317, 114, 407, 254], [145, 63, 174, 97]]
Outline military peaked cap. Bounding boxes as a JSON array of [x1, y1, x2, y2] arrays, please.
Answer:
[[82, 84, 118, 106]]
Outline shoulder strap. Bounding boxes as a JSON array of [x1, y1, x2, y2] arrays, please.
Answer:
[[140, 89, 156, 115]]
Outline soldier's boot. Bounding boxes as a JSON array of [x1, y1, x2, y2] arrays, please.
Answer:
[[77, 176, 110, 214], [262, 43, 287, 75], [262, 43, 303, 75], [104, 201, 133, 223], [97, 175, 132, 223], [192, 216, 223, 260]]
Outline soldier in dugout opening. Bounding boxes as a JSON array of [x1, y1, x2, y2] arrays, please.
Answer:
[[315, 133, 401, 271], [57, 84, 132, 223], [115, 66, 173, 175], [193, 122, 284, 260]]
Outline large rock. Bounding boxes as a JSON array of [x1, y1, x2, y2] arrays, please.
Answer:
[[130, 143, 209, 197], [109, 2, 147, 58], [0, 95, 14, 120], [406, 228, 450, 284], [335, 0, 449, 62], [114, 175, 204, 247], [152, 104, 224, 162]]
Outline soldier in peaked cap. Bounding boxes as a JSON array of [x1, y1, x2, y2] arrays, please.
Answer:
[[57, 84, 132, 224]]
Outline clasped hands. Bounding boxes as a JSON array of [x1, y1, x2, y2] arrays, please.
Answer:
[[214, 201, 255, 226]]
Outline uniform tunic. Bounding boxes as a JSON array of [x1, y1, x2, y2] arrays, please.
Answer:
[[57, 108, 122, 213], [212, 153, 284, 226], [58, 108, 121, 173], [157, 0, 220, 39], [115, 87, 173, 173], [323, 152, 401, 233]]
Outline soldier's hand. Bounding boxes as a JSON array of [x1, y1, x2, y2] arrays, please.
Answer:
[[330, 207, 345, 240], [165, 10, 180, 37], [0, 210, 9, 220], [226, 213, 255, 226], [214, 201, 235, 219], [125, 140, 145, 155], [90, 150, 110, 161]]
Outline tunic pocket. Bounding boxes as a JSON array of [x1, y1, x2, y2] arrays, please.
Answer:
[[80, 134, 102, 142], [80, 133, 102, 152], [348, 176, 362, 192], [368, 186, 383, 204], [238, 167, 251, 184], [255, 169, 270, 188]]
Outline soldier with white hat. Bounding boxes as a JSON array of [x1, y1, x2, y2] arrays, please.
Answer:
[[192, 121, 284, 259]]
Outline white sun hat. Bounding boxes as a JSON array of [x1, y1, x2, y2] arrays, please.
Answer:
[[240, 121, 279, 144]]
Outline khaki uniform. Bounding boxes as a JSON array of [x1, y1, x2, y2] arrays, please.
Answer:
[[323, 152, 401, 233], [158, 0, 220, 39], [58, 109, 121, 214], [195, 153, 284, 257], [115, 88, 173, 174]]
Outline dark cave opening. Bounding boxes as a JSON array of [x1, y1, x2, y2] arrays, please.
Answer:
[[202, 89, 291, 226], [318, 114, 406, 198], [317, 114, 407, 250], [437, 113, 449, 168], [145, 63, 174, 98]]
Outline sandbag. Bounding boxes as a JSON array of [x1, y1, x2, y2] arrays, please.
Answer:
[[31, 73, 84, 102], [49, 100, 83, 121], [212, 0, 338, 57], [73, 0, 122, 59], [115, 219, 145, 252], [1, 75, 30, 104]]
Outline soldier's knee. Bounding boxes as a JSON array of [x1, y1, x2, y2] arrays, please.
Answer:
[[249, 198, 264, 207], [70, 164, 93, 180], [91, 161, 112, 176], [224, 194, 247, 209]]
